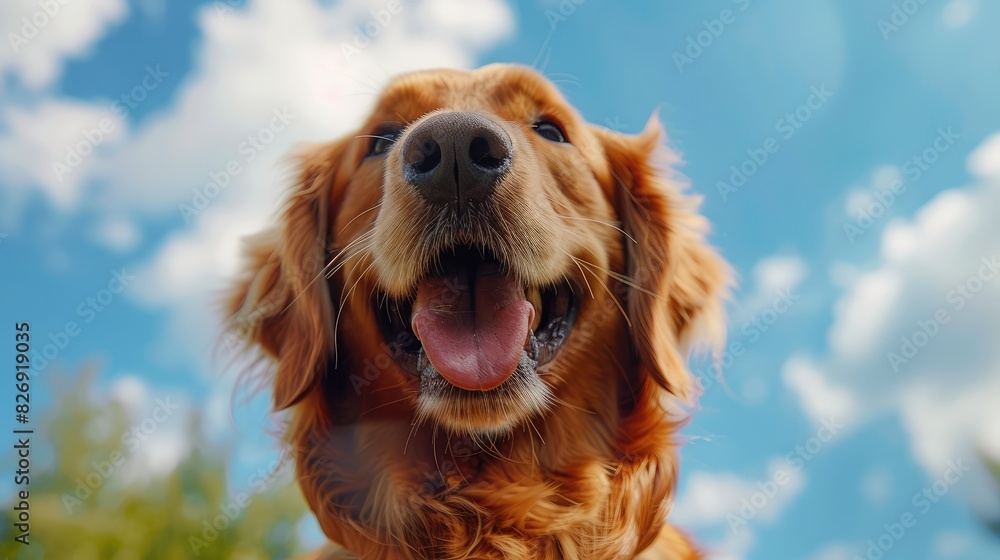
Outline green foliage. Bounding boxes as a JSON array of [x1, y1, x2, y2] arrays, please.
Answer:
[[984, 452, 1000, 537], [1, 364, 310, 560]]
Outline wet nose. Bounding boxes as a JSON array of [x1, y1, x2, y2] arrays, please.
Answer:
[[399, 112, 512, 208]]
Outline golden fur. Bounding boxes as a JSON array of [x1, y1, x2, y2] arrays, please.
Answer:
[[228, 64, 729, 559]]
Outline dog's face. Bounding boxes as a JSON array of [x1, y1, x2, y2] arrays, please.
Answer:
[[230, 64, 726, 437], [363, 67, 627, 434], [229, 64, 728, 557]]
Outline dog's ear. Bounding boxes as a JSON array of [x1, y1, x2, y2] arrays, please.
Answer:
[[227, 140, 348, 410], [593, 118, 730, 402]]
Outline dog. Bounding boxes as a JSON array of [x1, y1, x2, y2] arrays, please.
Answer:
[[228, 64, 728, 559]]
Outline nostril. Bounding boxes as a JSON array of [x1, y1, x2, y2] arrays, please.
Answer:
[[402, 112, 512, 205], [469, 136, 506, 170], [412, 139, 442, 174]]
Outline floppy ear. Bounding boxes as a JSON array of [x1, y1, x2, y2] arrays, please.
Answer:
[[593, 118, 730, 402], [226, 140, 348, 410]]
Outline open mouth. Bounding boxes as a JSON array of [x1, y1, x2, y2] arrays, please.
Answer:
[[375, 245, 579, 392]]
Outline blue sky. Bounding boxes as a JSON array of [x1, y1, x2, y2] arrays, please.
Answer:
[[3, 0, 1000, 558]]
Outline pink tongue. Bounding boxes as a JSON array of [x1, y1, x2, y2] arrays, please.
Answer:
[[412, 264, 534, 391]]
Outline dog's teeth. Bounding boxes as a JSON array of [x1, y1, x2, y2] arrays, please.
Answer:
[[527, 287, 542, 331], [524, 330, 539, 361], [409, 298, 422, 340]]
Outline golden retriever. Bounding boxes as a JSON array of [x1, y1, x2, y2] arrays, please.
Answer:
[[228, 64, 728, 559]]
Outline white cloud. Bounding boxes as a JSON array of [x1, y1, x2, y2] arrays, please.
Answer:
[[732, 253, 808, 324], [100, 376, 194, 485], [827, 269, 900, 362], [127, 428, 188, 482], [674, 471, 760, 527], [674, 459, 805, 560], [881, 190, 978, 264], [88, 0, 513, 216], [898, 377, 1000, 520], [941, 0, 979, 30], [90, 215, 140, 252], [843, 165, 901, 219], [109, 374, 150, 414], [133, 206, 258, 306], [785, 133, 1000, 512], [934, 531, 971, 557], [782, 356, 856, 427], [0, 0, 127, 90], [1, 0, 513, 230], [844, 189, 874, 220], [0, 0, 512, 369], [898, 378, 1000, 475], [0, 99, 124, 209], [47, 0, 513, 366], [754, 255, 808, 295], [418, 0, 513, 48], [968, 132, 1000, 180]]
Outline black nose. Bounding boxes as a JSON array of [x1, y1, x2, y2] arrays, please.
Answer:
[[400, 112, 512, 208]]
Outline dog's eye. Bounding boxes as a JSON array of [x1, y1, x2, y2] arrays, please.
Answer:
[[367, 125, 402, 157], [533, 121, 567, 143]]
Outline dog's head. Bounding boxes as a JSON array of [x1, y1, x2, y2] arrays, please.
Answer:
[[228, 64, 727, 438]]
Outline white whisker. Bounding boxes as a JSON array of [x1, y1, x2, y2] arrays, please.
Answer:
[[555, 214, 636, 244]]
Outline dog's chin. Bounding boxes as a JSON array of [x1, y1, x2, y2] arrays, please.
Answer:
[[415, 351, 552, 435]]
